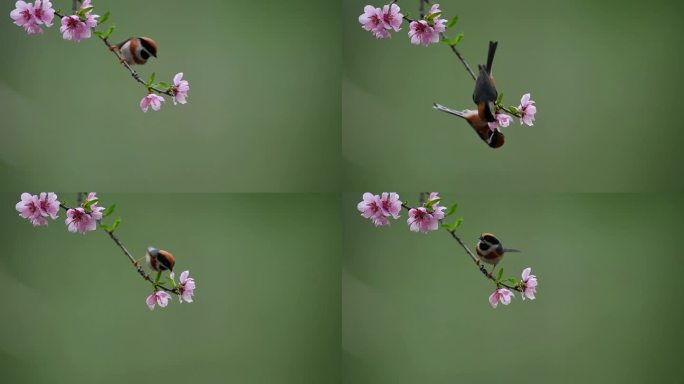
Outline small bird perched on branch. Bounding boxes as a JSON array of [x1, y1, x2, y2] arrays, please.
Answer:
[[433, 41, 504, 148], [110, 37, 157, 65], [145, 246, 175, 272], [475, 232, 520, 271]]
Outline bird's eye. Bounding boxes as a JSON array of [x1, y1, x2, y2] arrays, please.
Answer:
[[141, 50, 150, 60]]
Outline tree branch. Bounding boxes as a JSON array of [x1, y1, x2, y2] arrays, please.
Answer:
[[59, 202, 179, 294], [53, 10, 173, 97], [401, 201, 521, 292]]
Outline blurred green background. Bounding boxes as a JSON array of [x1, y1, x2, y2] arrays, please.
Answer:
[[343, 192, 684, 383], [0, 0, 341, 192], [0, 193, 340, 383], [343, 0, 684, 192]]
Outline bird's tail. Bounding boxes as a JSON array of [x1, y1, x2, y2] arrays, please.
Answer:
[[433, 103, 467, 119], [486, 41, 498, 73]]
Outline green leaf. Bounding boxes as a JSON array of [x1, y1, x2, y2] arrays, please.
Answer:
[[77, 6, 94, 18], [453, 32, 464, 45], [425, 198, 440, 210], [445, 203, 458, 217], [147, 72, 156, 86], [167, 276, 176, 287], [496, 267, 504, 282], [447, 15, 459, 29], [453, 217, 463, 228], [507, 278, 518, 284], [103, 203, 116, 217], [99, 223, 112, 231], [508, 106, 518, 114], [110, 217, 121, 231], [98, 10, 110, 25], [94, 30, 105, 37], [157, 81, 170, 89], [83, 199, 99, 209], [496, 92, 504, 105], [441, 223, 452, 230], [426, 11, 442, 22]]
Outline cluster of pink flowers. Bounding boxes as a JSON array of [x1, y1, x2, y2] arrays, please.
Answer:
[[407, 192, 446, 233], [488, 94, 538, 131], [59, 0, 99, 41], [146, 270, 196, 310], [10, 0, 55, 34], [359, 3, 448, 46], [16, 192, 60, 226], [489, 267, 538, 308], [408, 4, 446, 46], [357, 192, 402, 226], [357, 191, 447, 233], [140, 72, 190, 112], [359, 3, 403, 39]]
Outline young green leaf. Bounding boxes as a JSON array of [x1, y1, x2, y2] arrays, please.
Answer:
[[453, 217, 463, 228], [157, 81, 170, 89], [94, 30, 105, 37], [445, 203, 458, 217], [447, 15, 458, 29], [98, 11, 110, 25], [453, 32, 464, 45], [147, 72, 156, 86], [111, 218, 121, 231], [508, 106, 518, 114], [77, 6, 94, 18], [103, 203, 116, 217], [496, 267, 504, 282], [507, 278, 518, 284], [496, 92, 504, 105], [83, 199, 99, 209]]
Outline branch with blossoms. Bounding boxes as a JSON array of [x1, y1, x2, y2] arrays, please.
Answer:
[[9, 0, 190, 113], [357, 192, 538, 308], [358, 1, 537, 137], [15, 192, 196, 310]]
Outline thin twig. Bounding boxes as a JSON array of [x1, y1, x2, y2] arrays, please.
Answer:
[[59, 202, 179, 294], [401, 202, 521, 292], [53, 10, 173, 97]]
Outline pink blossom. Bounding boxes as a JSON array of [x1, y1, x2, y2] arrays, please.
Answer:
[[172, 270, 196, 303], [427, 3, 446, 33], [36, 192, 60, 220], [407, 207, 439, 233], [79, 0, 99, 28], [146, 290, 172, 310], [139, 93, 165, 112], [23, 21, 43, 34], [521, 267, 538, 300], [65, 207, 97, 234], [32, 0, 55, 26], [518, 93, 537, 126], [427, 192, 446, 220], [378, 192, 401, 219], [83, 192, 105, 221], [10, 1, 35, 28], [380, 3, 403, 32], [357, 193, 388, 226], [172, 72, 190, 105], [488, 288, 514, 308], [60, 15, 90, 41], [408, 20, 439, 46], [16, 193, 46, 226], [359, 5, 389, 39], [487, 113, 512, 131]]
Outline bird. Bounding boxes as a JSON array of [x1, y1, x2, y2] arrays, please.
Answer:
[[475, 232, 520, 270], [433, 103, 505, 148], [472, 41, 499, 123], [145, 246, 175, 272], [110, 37, 157, 65]]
